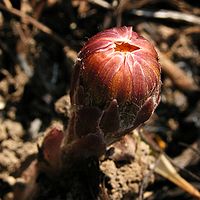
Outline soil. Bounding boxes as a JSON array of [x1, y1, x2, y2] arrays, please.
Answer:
[[0, 0, 200, 200]]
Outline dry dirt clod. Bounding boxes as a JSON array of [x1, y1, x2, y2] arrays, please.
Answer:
[[100, 133, 155, 200], [3, 120, 24, 140], [54, 94, 71, 118], [0, 139, 37, 174]]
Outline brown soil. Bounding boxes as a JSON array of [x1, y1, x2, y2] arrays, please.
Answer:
[[0, 0, 200, 200]]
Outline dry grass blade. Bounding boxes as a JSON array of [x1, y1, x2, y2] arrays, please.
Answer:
[[130, 9, 200, 25], [155, 154, 200, 199], [88, 0, 111, 9]]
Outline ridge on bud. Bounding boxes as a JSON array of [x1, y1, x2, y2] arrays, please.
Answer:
[[71, 26, 161, 145]]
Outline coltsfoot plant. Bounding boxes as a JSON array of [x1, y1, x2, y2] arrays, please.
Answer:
[[60, 26, 161, 166]]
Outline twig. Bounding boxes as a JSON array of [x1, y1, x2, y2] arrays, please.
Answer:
[[183, 26, 200, 35], [169, 141, 200, 183], [138, 160, 156, 200], [3, 0, 12, 8], [114, 0, 130, 27], [139, 30, 199, 92], [0, 3, 65, 45], [88, 0, 111, 9], [130, 9, 200, 25], [32, 0, 47, 20], [172, 141, 200, 171], [178, 141, 200, 157], [158, 51, 199, 92], [0, 3, 77, 62], [172, 0, 200, 15]]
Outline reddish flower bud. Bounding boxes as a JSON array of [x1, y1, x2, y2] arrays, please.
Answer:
[[71, 26, 161, 144]]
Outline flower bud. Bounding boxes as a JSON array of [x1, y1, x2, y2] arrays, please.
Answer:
[[71, 26, 161, 144]]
